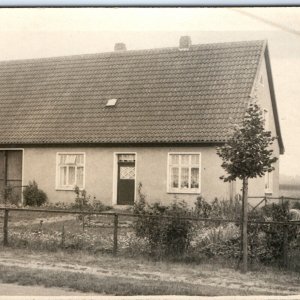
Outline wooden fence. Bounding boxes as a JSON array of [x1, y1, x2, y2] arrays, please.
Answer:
[[248, 195, 300, 212], [1, 205, 300, 263]]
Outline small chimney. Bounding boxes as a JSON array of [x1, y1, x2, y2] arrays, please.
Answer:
[[179, 36, 192, 51], [114, 43, 127, 51]]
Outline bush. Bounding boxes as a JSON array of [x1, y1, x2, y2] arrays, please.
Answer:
[[258, 201, 298, 264], [23, 181, 48, 207], [71, 186, 112, 212], [133, 184, 193, 259], [189, 223, 240, 259], [0, 184, 21, 207], [73, 186, 90, 210], [292, 201, 300, 210], [194, 196, 242, 220]]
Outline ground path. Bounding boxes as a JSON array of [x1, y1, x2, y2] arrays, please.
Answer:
[[0, 282, 97, 296], [0, 248, 299, 296]]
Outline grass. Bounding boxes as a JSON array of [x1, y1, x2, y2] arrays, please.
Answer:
[[0, 247, 299, 296], [2, 212, 131, 254], [0, 264, 269, 296]]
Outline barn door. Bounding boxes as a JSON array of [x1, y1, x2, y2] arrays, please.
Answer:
[[0, 150, 23, 204], [117, 154, 135, 205]]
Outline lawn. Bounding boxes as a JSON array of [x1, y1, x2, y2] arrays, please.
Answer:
[[1, 209, 134, 253]]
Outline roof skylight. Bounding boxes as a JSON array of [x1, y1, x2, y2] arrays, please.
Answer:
[[106, 99, 117, 107]]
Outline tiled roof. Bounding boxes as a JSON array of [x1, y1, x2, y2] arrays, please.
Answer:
[[0, 40, 265, 145]]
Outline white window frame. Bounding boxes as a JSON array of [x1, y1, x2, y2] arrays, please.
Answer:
[[56, 152, 86, 191], [167, 152, 201, 194], [264, 170, 273, 195], [263, 108, 269, 131], [259, 74, 264, 86]]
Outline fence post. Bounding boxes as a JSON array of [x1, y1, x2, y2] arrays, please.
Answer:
[[113, 214, 118, 256], [3, 209, 9, 246], [282, 224, 288, 268]]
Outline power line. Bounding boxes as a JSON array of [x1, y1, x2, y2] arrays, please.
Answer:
[[232, 8, 300, 37]]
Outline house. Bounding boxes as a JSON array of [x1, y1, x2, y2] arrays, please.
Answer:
[[0, 37, 284, 207]]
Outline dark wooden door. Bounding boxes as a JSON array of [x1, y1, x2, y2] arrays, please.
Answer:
[[117, 161, 135, 205], [0, 150, 23, 204]]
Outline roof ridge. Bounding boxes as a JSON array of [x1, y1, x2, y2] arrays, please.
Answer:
[[0, 39, 266, 65]]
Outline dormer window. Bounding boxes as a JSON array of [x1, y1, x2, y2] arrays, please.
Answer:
[[106, 99, 117, 107]]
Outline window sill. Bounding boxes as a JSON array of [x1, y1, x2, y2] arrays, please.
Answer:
[[265, 190, 273, 196], [167, 190, 201, 195], [55, 187, 84, 191]]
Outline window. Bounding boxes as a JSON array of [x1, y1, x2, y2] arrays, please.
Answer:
[[263, 109, 269, 131], [265, 170, 273, 194], [106, 99, 117, 107], [56, 153, 85, 190], [259, 75, 264, 86], [168, 153, 201, 193]]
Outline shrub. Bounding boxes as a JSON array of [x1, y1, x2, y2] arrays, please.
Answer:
[[23, 181, 48, 207], [292, 201, 300, 210], [72, 186, 90, 210], [134, 186, 193, 259], [259, 201, 298, 264], [190, 223, 240, 259], [0, 184, 21, 207], [194, 196, 242, 220], [71, 186, 112, 212], [41, 201, 72, 210]]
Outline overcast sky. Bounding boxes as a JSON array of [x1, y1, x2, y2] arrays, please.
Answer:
[[0, 7, 299, 177]]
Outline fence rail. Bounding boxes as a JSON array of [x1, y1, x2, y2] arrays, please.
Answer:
[[1, 196, 300, 272], [1, 207, 300, 225]]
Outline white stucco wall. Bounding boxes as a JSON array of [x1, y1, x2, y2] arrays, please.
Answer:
[[21, 145, 237, 207]]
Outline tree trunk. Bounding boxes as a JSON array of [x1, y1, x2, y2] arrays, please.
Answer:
[[241, 177, 248, 273], [3, 150, 7, 205]]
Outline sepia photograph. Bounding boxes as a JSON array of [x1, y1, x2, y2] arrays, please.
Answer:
[[0, 6, 299, 299]]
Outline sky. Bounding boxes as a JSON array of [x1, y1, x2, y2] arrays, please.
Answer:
[[0, 7, 299, 177]]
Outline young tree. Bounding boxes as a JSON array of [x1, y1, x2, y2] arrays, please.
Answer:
[[216, 103, 278, 273]]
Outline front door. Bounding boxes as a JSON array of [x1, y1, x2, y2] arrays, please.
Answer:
[[0, 150, 23, 204], [117, 154, 135, 205]]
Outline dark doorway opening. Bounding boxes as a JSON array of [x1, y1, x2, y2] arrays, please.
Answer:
[[0, 150, 23, 205]]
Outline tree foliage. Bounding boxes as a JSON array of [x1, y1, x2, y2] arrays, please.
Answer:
[[216, 103, 278, 182]]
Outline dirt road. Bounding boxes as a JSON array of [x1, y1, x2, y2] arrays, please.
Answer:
[[0, 248, 299, 296], [0, 282, 96, 296]]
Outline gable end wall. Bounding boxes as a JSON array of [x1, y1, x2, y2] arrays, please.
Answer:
[[236, 55, 280, 200]]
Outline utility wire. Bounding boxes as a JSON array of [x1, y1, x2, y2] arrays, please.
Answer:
[[231, 8, 300, 37]]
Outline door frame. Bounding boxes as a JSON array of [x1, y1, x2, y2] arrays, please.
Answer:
[[0, 148, 24, 204], [112, 152, 137, 206]]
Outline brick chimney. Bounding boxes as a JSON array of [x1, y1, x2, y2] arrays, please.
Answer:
[[179, 36, 192, 51], [114, 43, 127, 51]]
